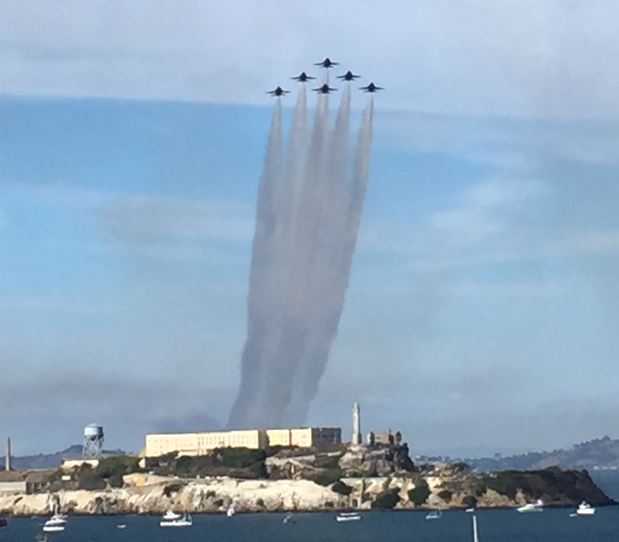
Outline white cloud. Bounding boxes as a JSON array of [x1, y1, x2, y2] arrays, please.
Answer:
[[2, 1, 619, 118]]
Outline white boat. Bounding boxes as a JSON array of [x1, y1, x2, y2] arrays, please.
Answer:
[[117, 524, 127, 529], [160, 512, 192, 528], [226, 504, 236, 517], [162, 509, 182, 521], [45, 514, 67, 526], [516, 499, 544, 513], [282, 512, 294, 524], [576, 501, 596, 516], [425, 510, 442, 520], [465, 507, 476, 513], [336, 511, 362, 522], [42, 524, 65, 533]]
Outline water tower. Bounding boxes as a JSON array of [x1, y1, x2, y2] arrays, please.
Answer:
[[82, 424, 104, 458]]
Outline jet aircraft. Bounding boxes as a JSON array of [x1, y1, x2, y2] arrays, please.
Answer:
[[291, 72, 315, 82], [360, 82, 384, 93], [313, 84, 337, 94], [337, 70, 361, 81], [267, 86, 290, 97], [314, 57, 339, 68]]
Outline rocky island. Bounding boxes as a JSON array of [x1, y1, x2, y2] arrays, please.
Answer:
[[0, 444, 614, 515]]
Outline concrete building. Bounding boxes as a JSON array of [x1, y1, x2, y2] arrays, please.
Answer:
[[144, 427, 341, 458]]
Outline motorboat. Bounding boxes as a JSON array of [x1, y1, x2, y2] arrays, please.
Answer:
[[226, 504, 236, 517], [162, 509, 182, 521], [42, 524, 65, 533], [43, 513, 68, 532], [282, 512, 294, 524], [576, 501, 596, 516], [45, 514, 67, 526], [425, 510, 442, 520], [117, 524, 127, 529], [336, 511, 362, 522], [465, 507, 475, 513], [160, 512, 192, 528], [516, 499, 544, 513]]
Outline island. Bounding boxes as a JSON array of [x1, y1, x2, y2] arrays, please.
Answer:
[[0, 444, 614, 515]]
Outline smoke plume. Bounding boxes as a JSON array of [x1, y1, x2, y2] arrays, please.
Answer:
[[228, 87, 375, 429]]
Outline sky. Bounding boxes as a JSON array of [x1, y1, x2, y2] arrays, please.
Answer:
[[1, 0, 619, 457]]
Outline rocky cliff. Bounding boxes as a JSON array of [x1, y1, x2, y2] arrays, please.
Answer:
[[0, 464, 613, 516]]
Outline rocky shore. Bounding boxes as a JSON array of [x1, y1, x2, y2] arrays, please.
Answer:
[[0, 465, 614, 516]]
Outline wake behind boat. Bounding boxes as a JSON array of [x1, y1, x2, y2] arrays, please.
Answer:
[[516, 499, 544, 513], [336, 511, 362, 522]]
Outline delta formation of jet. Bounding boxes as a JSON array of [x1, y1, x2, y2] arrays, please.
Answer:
[[267, 86, 290, 97], [360, 82, 384, 93], [291, 72, 316, 83], [313, 83, 337, 94], [337, 70, 361, 81], [314, 57, 339, 69]]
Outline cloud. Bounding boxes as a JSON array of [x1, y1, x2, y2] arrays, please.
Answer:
[[2, 1, 619, 119]]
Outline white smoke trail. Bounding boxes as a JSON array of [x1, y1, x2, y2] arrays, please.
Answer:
[[228, 100, 284, 427], [255, 93, 331, 426], [286, 96, 374, 424]]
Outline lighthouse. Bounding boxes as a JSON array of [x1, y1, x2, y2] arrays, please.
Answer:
[[352, 402, 362, 445]]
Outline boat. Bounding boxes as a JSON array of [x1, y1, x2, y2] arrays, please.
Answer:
[[226, 504, 236, 517], [162, 509, 182, 521], [576, 501, 596, 516], [117, 524, 127, 529], [516, 499, 544, 513], [45, 513, 67, 526], [425, 510, 442, 520], [465, 507, 475, 513], [42, 524, 66, 533], [472, 515, 480, 542], [336, 511, 362, 522], [282, 512, 294, 524], [160, 512, 192, 528]]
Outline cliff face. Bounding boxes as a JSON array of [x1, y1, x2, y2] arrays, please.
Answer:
[[0, 465, 613, 516]]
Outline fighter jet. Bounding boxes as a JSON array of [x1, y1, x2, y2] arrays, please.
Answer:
[[337, 70, 361, 81], [314, 57, 339, 69], [313, 84, 337, 94], [267, 86, 290, 97], [291, 72, 315, 83], [360, 82, 384, 93]]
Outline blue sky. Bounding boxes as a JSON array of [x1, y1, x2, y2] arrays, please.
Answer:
[[1, 1, 619, 457]]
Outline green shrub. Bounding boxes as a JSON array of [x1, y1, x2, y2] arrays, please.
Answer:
[[408, 484, 431, 506], [256, 498, 265, 507], [438, 490, 452, 502], [95, 456, 140, 479], [372, 489, 401, 509], [163, 483, 184, 498], [108, 473, 124, 488], [462, 495, 477, 508], [331, 480, 352, 496], [311, 468, 343, 486]]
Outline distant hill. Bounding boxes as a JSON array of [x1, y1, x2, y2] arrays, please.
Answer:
[[1, 445, 126, 470], [464, 436, 619, 471]]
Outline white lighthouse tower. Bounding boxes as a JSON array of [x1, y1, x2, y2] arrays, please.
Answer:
[[352, 402, 362, 445]]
